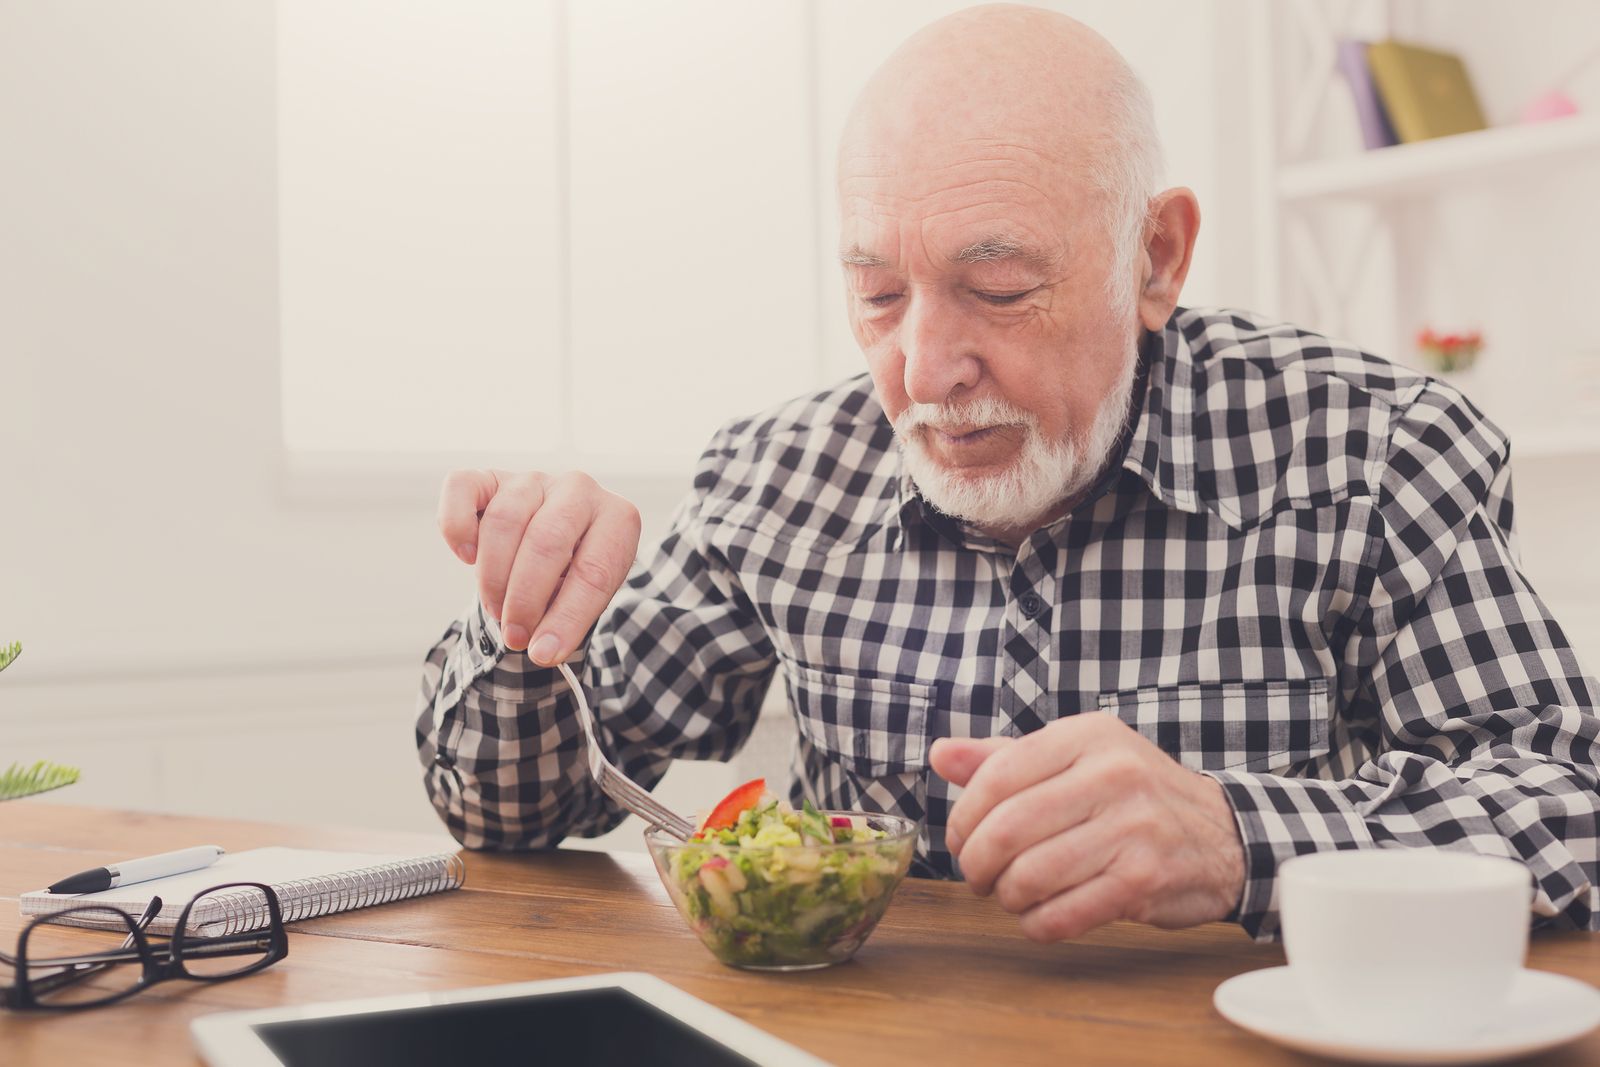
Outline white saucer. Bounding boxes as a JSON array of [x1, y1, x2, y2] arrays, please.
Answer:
[[1213, 965, 1600, 1065]]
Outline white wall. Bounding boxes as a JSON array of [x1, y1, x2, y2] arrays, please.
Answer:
[[279, 0, 568, 456], [2, 2, 1595, 848], [0, 0, 460, 836]]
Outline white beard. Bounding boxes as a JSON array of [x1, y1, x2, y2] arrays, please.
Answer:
[[892, 346, 1140, 532]]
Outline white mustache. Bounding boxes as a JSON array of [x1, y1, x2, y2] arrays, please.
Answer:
[[895, 396, 1039, 434]]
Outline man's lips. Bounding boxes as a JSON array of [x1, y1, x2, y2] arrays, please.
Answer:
[[924, 424, 1007, 446], [906, 423, 1031, 471]]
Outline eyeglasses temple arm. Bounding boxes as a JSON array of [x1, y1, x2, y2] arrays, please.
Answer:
[[120, 897, 163, 950]]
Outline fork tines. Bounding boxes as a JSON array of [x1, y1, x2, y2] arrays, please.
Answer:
[[601, 767, 695, 838]]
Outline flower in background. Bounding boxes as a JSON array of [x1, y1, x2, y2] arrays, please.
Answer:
[[1415, 327, 1484, 374]]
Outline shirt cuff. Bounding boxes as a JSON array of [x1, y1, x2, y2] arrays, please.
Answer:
[[1200, 769, 1378, 942], [460, 598, 506, 679], [471, 598, 588, 671]]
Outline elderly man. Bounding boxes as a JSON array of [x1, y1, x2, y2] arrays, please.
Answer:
[[416, 5, 1599, 942]]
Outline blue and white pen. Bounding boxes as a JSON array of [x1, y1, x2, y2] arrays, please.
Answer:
[[46, 845, 226, 895]]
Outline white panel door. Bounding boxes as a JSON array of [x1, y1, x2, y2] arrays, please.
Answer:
[[279, 0, 565, 455], [567, 0, 820, 469]]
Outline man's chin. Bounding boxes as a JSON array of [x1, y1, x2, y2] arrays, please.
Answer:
[[921, 460, 1020, 486], [900, 434, 1092, 534], [909, 462, 1046, 525]]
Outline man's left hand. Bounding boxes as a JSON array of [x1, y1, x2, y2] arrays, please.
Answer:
[[930, 713, 1246, 942]]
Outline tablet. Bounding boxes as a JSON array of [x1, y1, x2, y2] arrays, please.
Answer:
[[191, 972, 829, 1067]]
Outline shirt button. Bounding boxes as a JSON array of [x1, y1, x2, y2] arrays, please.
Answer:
[[479, 631, 496, 656], [1019, 593, 1045, 618], [433, 752, 454, 769]]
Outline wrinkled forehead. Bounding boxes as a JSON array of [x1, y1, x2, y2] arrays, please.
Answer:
[[837, 137, 1093, 270]]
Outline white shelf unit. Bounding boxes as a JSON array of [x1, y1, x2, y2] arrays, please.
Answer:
[[1253, 0, 1600, 460], [1278, 113, 1600, 203]]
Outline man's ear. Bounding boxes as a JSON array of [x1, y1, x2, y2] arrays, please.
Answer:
[[1137, 187, 1201, 333]]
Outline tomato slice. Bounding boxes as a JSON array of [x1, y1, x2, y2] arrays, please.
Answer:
[[699, 777, 767, 832]]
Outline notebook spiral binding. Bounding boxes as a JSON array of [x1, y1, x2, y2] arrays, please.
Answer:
[[193, 853, 467, 937]]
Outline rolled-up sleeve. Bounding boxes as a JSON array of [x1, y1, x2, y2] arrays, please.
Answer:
[[1207, 381, 1600, 941], [415, 433, 779, 850]]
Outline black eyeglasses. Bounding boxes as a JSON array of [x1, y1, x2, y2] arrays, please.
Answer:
[[1, 881, 289, 1011]]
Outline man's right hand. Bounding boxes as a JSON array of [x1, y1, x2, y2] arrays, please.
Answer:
[[437, 470, 642, 664]]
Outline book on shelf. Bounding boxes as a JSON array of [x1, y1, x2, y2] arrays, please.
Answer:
[[1365, 40, 1488, 144], [1336, 39, 1399, 150]]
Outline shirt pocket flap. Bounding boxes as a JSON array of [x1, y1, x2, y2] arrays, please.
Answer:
[[782, 659, 933, 776], [1096, 678, 1331, 774]]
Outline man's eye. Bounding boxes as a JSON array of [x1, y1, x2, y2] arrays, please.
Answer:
[[975, 289, 1035, 305], [863, 293, 902, 308]]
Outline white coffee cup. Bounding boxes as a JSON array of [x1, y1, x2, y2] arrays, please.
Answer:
[[1279, 848, 1532, 1045]]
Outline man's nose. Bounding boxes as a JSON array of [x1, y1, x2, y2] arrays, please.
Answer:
[[899, 292, 981, 405]]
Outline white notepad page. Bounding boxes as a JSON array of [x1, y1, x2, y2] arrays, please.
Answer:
[[20, 845, 464, 936]]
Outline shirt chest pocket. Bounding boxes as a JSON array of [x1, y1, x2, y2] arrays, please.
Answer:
[[782, 659, 933, 776], [1095, 678, 1331, 775]]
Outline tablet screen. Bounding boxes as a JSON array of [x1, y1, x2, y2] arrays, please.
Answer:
[[252, 987, 759, 1066]]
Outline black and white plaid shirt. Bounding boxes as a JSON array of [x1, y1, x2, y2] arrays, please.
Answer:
[[417, 305, 1599, 941]]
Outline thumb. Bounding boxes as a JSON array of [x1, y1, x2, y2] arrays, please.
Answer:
[[929, 736, 1014, 788]]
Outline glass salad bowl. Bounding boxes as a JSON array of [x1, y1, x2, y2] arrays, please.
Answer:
[[645, 810, 918, 971]]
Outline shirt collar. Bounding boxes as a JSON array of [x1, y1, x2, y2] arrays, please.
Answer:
[[1119, 310, 1203, 517]]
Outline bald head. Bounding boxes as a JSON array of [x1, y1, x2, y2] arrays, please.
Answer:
[[838, 4, 1164, 310], [841, 5, 1130, 178]]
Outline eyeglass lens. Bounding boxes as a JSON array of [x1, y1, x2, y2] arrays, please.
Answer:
[[18, 907, 146, 1008], [175, 885, 278, 979]]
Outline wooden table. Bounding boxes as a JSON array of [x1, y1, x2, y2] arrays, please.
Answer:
[[3, 804, 1599, 1066]]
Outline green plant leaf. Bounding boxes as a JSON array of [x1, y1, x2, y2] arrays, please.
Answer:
[[0, 760, 80, 801], [0, 647, 78, 800]]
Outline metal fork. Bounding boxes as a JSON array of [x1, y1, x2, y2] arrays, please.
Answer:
[[557, 663, 696, 840]]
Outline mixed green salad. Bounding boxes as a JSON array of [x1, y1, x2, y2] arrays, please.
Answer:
[[661, 778, 914, 968]]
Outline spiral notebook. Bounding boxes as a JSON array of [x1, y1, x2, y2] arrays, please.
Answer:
[[20, 846, 466, 938]]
